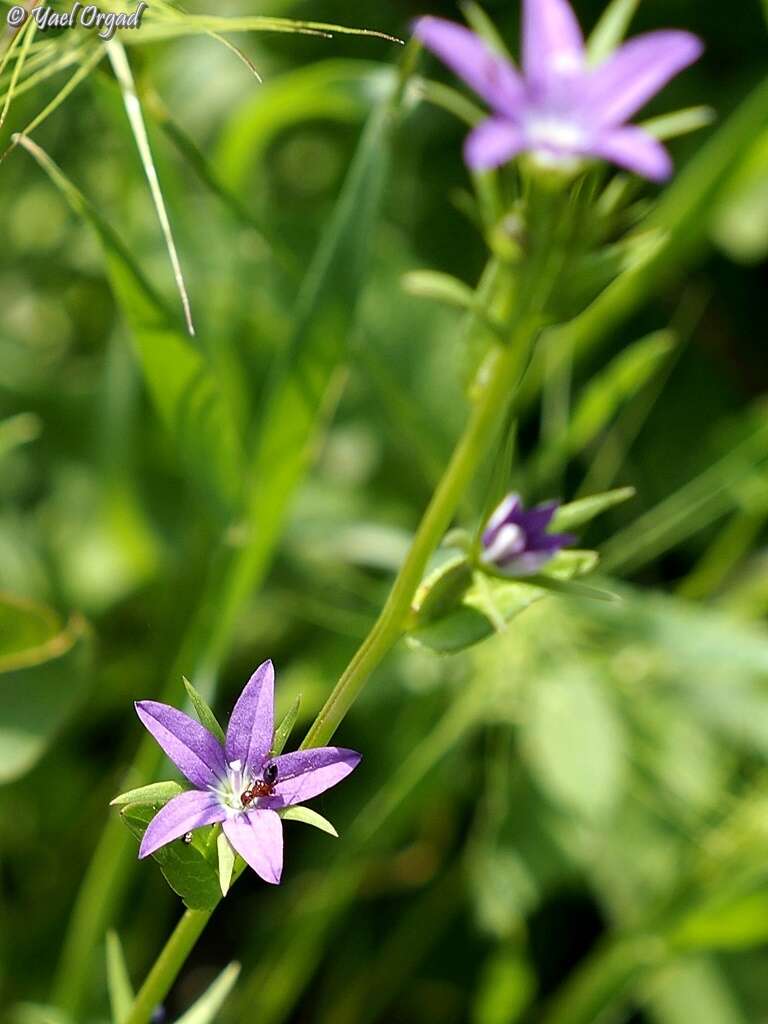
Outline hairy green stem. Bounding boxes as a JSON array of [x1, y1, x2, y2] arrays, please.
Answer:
[[120, 908, 214, 1024]]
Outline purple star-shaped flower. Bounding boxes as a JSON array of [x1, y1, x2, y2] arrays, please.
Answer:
[[134, 661, 361, 885], [413, 0, 703, 181], [481, 493, 574, 576]]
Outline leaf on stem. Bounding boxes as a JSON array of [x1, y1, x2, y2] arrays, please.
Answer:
[[183, 676, 225, 745], [106, 931, 134, 1023]]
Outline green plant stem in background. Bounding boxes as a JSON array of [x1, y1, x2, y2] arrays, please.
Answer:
[[120, 909, 213, 1024], [302, 338, 525, 749]]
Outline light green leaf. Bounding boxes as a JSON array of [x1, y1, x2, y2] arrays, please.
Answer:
[[552, 488, 636, 531], [409, 575, 545, 654], [671, 888, 768, 951], [217, 831, 235, 897], [280, 805, 339, 837], [110, 781, 185, 808], [175, 962, 241, 1024], [184, 676, 225, 745], [0, 594, 91, 784], [120, 805, 221, 911], [472, 948, 536, 1024], [411, 554, 473, 625], [271, 695, 302, 756], [105, 931, 133, 1023], [402, 270, 476, 310], [522, 670, 626, 819]]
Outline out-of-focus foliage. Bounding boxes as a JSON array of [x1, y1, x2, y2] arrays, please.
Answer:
[[2, 1, 768, 1023]]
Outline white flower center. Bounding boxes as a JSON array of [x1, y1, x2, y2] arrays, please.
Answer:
[[210, 759, 262, 816], [525, 114, 586, 152]]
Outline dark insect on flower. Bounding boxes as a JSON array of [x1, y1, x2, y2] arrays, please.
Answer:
[[182, 832, 193, 844], [134, 660, 361, 884], [241, 762, 280, 805]]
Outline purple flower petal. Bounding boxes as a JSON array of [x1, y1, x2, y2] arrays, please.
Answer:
[[520, 501, 559, 536], [483, 493, 522, 547], [225, 660, 274, 772], [135, 701, 226, 789], [267, 747, 362, 808], [465, 118, 525, 170], [413, 16, 525, 118], [139, 790, 226, 859], [587, 31, 703, 127], [523, 0, 585, 89], [223, 809, 283, 884], [591, 125, 673, 181]]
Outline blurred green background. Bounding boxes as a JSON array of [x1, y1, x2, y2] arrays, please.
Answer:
[[2, 1, 768, 1022]]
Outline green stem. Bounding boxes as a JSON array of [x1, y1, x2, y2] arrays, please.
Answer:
[[121, 909, 214, 1024], [302, 337, 525, 750]]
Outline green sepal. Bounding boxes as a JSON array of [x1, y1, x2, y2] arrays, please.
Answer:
[[110, 780, 185, 808], [551, 488, 635, 532], [120, 804, 221, 911], [280, 805, 339, 837], [217, 831, 235, 897], [184, 675, 225, 744], [271, 694, 302, 756]]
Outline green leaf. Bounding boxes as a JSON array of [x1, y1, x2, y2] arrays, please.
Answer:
[[538, 550, 599, 579], [0, 594, 91, 784], [14, 134, 246, 518], [411, 554, 473, 625], [711, 124, 768, 264], [408, 575, 545, 654], [110, 781, 185, 808], [120, 804, 221, 911], [271, 695, 302, 756], [106, 40, 194, 335], [587, 0, 640, 63], [217, 831, 235, 897], [671, 888, 768, 951], [522, 670, 626, 819], [105, 931, 133, 1023], [183, 676, 225, 744], [280, 806, 339, 837], [175, 962, 241, 1024], [472, 948, 536, 1024], [551, 488, 636, 532]]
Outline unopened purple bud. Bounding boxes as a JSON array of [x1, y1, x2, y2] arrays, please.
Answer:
[[480, 493, 574, 576]]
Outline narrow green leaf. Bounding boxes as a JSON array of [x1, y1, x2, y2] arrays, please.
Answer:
[[460, 2, 511, 55], [0, 15, 35, 133], [217, 831, 235, 897], [105, 931, 133, 1023], [552, 488, 636, 531], [271, 695, 302, 756], [175, 962, 241, 1024], [587, 0, 640, 64], [106, 40, 195, 336], [110, 781, 185, 808], [183, 676, 225, 744], [280, 806, 339, 837]]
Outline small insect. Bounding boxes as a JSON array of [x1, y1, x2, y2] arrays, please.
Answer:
[[241, 763, 279, 807], [182, 832, 193, 844]]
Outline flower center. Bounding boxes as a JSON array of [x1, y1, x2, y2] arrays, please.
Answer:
[[212, 759, 278, 815], [525, 114, 587, 153]]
